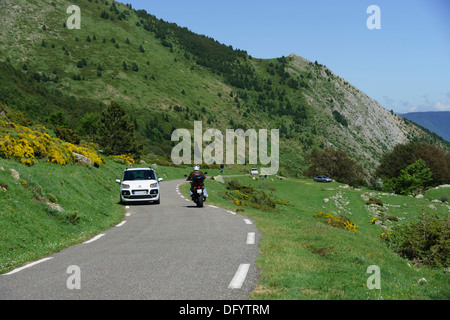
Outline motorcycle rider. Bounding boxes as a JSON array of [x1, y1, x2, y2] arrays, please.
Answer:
[[186, 164, 208, 199]]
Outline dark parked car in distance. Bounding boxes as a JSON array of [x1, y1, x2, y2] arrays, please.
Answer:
[[313, 175, 332, 182]]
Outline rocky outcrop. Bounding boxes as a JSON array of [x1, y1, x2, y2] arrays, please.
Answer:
[[72, 152, 92, 166]]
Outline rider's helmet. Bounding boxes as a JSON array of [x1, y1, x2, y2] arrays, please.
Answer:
[[193, 164, 200, 171]]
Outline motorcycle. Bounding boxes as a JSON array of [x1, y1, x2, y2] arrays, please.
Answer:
[[185, 173, 207, 207]]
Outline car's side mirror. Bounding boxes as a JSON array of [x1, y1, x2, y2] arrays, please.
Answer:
[[184, 174, 187, 177], [115, 179, 121, 184], [158, 178, 163, 182], [204, 172, 208, 175]]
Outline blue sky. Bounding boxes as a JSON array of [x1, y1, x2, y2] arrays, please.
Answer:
[[121, 0, 450, 114]]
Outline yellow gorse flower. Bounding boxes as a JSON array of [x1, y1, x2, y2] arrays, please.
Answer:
[[313, 211, 358, 233], [0, 120, 104, 167], [109, 154, 135, 165]]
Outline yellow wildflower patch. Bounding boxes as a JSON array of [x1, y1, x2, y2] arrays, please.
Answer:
[[108, 154, 135, 165], [0, 120, 104, 167], [313, 211, 358, 233]]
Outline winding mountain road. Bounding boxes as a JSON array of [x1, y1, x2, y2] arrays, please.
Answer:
[[0, 179, 260, 300]]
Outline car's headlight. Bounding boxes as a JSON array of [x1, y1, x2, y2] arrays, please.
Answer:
[[121, 183, 130, 189], [150, 183, 158, 188]]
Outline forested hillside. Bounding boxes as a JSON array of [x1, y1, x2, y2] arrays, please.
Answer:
[[0, 0, 448, 178]]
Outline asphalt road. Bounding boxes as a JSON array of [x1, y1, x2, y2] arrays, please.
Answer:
[[0, 179, 260, 300]]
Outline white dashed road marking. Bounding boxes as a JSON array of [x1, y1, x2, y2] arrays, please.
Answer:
[[83, 234, 105, 244], [4, 258, 53, 275], [116, 221, 127, 227], [228, 263, 250, 289], [246, 232, 255, 244], [243, 219, 252, 225]]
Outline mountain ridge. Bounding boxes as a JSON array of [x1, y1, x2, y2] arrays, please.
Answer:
[[0, 0, 448, 177], [398, 111, 450, 142]]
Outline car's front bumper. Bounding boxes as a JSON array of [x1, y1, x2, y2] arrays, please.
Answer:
[[120, 188, 159, 202]]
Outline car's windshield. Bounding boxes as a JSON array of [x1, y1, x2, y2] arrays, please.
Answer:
[[123, 170, 156, 181]]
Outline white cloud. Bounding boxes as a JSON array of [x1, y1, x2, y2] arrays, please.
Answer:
[[386, 92, 450, 113], [433, 100, 450, 111]]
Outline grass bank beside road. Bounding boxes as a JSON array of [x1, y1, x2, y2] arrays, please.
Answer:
[[199, 175, 449, 300], [0, 157, 128, 274]]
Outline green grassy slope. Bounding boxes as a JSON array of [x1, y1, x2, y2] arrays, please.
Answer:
[[188, 175, 449, 300], [0, 156, 126, 273]]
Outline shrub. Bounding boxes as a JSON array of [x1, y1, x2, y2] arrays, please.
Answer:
[[0, 134, 36, 166], [277, 199, 291, 206], [66, 210, 80, 224], [313, 211, 358, 233], [108, 154, 135, 165], [6, 110, 34, 127], [46, 112, 69, 128], [332, 110, 348, 127], [386, 215, 398, 222], [0, 120, 105, 167], [48, 209, 80, 225], [54, 127, 81, 144], [47, 193, 58, 203], [366, 197, 383, 206], [225, 180, 276, 210], [393, 159, 433, 195], [383, 211, 449, 267]]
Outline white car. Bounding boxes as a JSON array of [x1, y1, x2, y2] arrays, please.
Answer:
[[116, 167, 163, 204], [250, 168, 258, 175]]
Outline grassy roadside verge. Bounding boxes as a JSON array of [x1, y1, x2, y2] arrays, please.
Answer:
[[196, 174, 449, 300], [0, 157, 127, 273]]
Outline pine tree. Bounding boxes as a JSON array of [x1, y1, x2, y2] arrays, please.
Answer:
[[394, 159, 433, 195], [97, 101, 141, 156], [77, 112, 100, 139]]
